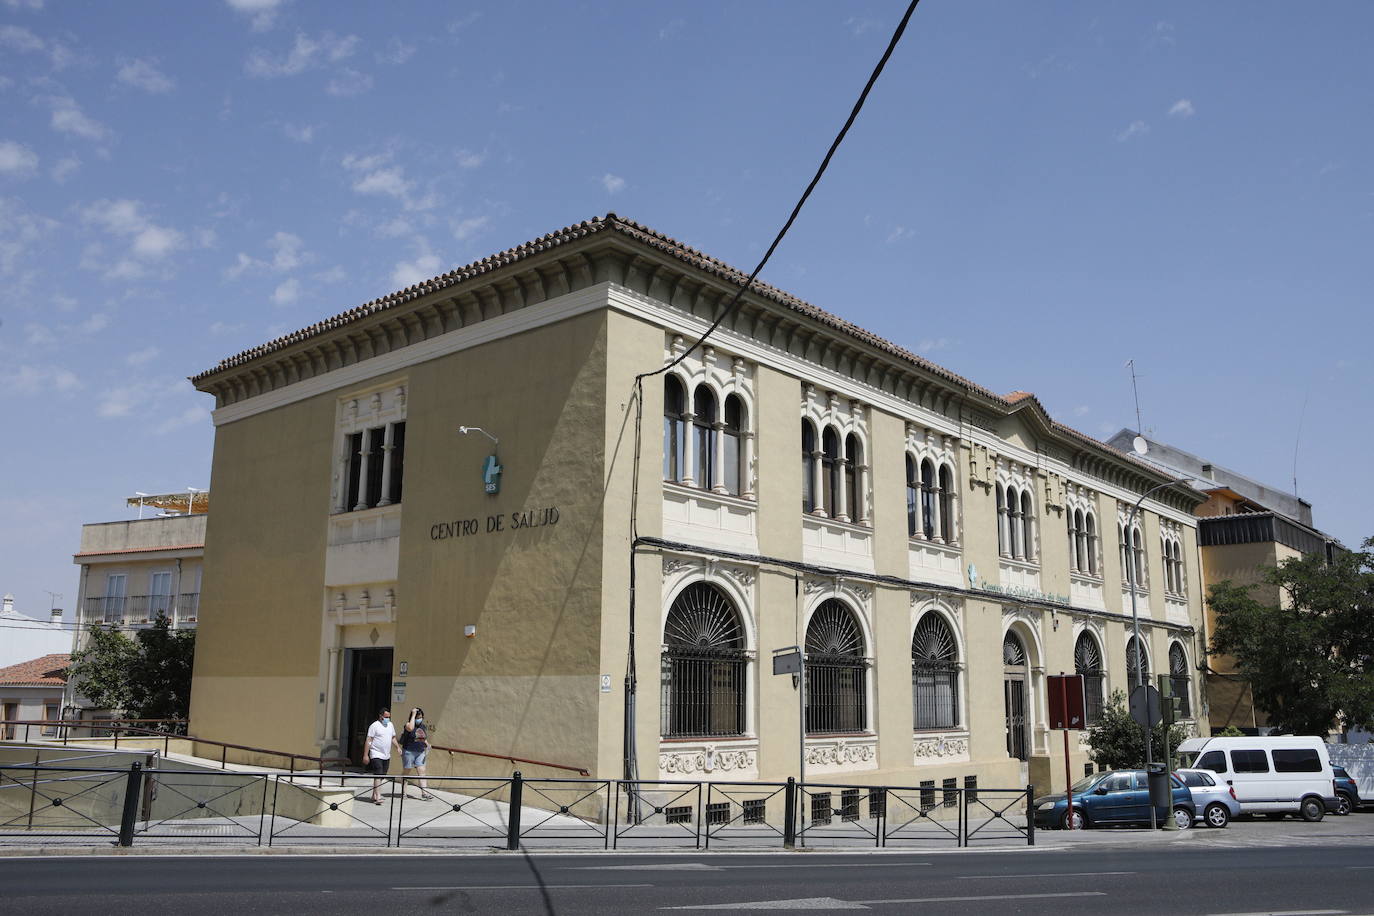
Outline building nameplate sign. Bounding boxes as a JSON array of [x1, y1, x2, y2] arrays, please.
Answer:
[[430, 507, 560, 541]]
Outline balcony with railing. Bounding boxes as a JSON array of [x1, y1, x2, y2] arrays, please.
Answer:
[[84, 593, 200, 627]]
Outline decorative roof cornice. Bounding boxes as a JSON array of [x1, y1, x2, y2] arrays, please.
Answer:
[[191, 213, 1202, 508]]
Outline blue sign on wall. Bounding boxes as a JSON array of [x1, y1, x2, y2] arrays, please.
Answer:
[[483, 454, 502, 494]]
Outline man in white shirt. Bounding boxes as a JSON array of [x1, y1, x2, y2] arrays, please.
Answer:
[[362, 708, 399, 804]]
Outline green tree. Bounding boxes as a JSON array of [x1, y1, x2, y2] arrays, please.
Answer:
[[68, 618, 196, 725], [1208, 537, 1374, 736], [1086, 690, 1189, 770]]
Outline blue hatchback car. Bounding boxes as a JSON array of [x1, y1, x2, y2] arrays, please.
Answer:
[[1034, 769, 1195, 830]]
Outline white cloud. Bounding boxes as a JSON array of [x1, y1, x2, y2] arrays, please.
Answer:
[[0, 25, 44, 54], [1073, 405, 1090, 417], [117, 58, 174, 93], [104, 259, 146, 281], [126, 346, 160, 366], [50, 155, 79, 183], [391, 243, 441, 288], [0, 364, 80, 397], [659, 18, 685, 40], [244, 31, 358, 78], [917, 337, 949, 353], [209, 320, 243, 335], [47, 97, 110, 141], [844, 16, 879, 37], [452, 216, 487, 241], [2, 0, 46, 10], [601, 173, 626, 194], [313, 265, 346, 284], [1115, 120, 1149, 142], [352, 166, 410, 198], [97, 385, 139, 417], [0, 196, 58, 275], [885, 225, 913, 244], [24, 322, 54, 346], [132, 224, 184, 258], [78, 312, 109, 333], [271, 277, 300, 305], [340, 151, 389, 172], [377, 37, 416, 65], [156, 405, 209, 435], [0, 140, 38, 176], [226, 0, 287, 32], [455, 148, 485, 169], [1168, 98, 1195, 118], [325, 68, 372, 97], [225, 230, 307, 277], [80, 199, 185, 269], [282, 122, 315, 142], [376, 216, 411, 238]]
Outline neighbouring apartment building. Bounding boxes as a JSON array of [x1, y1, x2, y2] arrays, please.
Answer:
[[0, 654, 68, 740], [187, 214, 1209, 793], [0, 594, 68, 669], [67, 496, 206, 717], [1106, 430, 1342, 735]]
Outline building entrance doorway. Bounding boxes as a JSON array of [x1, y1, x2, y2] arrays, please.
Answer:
[[342, 647, 393, 765], [1003, 631, 1029, 762]]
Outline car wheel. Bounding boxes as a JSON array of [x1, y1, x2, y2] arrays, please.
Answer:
[[1172, 807, 1193, 830], [1300, 797, 1324, 822], [1204, 803, 1230, 828], [1336, 794, 1353, 816], [1061, 807, 1087, 830]]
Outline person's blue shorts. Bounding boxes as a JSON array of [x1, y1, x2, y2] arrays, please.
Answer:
[[402, 746, 428, 768]]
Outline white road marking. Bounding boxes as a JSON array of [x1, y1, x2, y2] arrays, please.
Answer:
[[663, 898, 868, 910], [856, 891, 1107, 905], [957, 870, 1132, 879], [1204, 911, 1347, 916], [397, 883, 653, 890], [575, 862, 931, 872]]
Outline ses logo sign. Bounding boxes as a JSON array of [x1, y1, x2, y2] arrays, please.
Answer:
[[482, 454, 502, 494]]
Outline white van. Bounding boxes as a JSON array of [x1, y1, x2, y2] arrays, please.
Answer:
[[1176, 736, 1340, 821]]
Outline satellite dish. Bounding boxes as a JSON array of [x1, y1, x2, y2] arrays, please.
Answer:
[[1132, 436, 1148, 456]]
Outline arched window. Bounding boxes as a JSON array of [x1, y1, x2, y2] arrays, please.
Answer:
[[938, 464, 955, 542], [1003, 631, 1027, 667], [920, 459, 936, 540], [1126, 636, 1150, 688], [1020, 490, 1035, 560], [660, 582, 748, 738], [1119, 524, 1130, 578], [1068, 510, 1082, 572], [723, 394, 743, 496], [663, 376, 686, 483], [1007, 486, 1023, 559], [1003, 631, 1029, 761], [1131, 527, 1146, 587], [844, 433, 863, 523], [905, 454, 918, 537], [996, 485, 1009, 556], [805, 600, 867, 735], [821, 427, 840, 518], [912, 614, 959, 730], [801, 422, 817, 512], [1169, 642, 1191, 718], [1084, 513, 1097, 576], [692, 387, 717, 490], [1074, 632, 1105, 725]]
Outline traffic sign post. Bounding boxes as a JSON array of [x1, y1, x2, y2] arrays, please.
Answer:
[[1047, 674, 1086, 829]]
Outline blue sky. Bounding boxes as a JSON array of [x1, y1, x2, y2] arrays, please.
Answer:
[[1, 0, 1369, 618]]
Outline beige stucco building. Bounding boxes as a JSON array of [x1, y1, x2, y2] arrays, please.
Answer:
[[188, 214, 1209, 794]]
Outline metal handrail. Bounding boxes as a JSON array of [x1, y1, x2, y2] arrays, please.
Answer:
[[427, 742, 590, 776]]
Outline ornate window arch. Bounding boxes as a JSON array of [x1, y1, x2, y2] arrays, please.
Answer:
[[1168, 641, 1191, 718], [1126, 635, 1150, 688], [1074, 630, 1106, 725], [938, 463, 956, 542], [722, 394, 744, 496], [801, 420, 817, 512], [912, 612, 960, 730], [821, 426, 841, 518], [660, 582, 749, 738], [805, 599, 868, 735], [663, 375, 687, 484]]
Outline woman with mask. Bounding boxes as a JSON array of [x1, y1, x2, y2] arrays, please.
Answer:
[[400, 707, 433, 800]]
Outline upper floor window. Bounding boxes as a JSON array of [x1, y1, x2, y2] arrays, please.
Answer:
[[336, 385, 406, 513], [1068, 509, 1098, 576], [1161, 530, 1186, 597], [665, 375, 749, 497], [997, 483, 1035, 561], [1119, 521, 1146, 589], [802, 389, 869, 525]]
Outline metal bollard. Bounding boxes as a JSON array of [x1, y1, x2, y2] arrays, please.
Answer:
[[783, 777, 797, 849], [1025, 784, 1035, 846], [506, 771, 523, 851], [118, 762, 143, 847]]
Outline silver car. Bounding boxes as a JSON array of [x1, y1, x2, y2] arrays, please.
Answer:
[[1177, 767, 1241, 827]]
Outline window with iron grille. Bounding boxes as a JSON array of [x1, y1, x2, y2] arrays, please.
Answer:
[[841, 789, 860, 822], [660, 583, 750, 738], [1074, 632, 1105, 725], [811, 792, 832, 826], [805, 599, 868, 734], [942, 778, 958, 808], [912, 613, 959, 730], [1168, 642, 1191, 718], [706, 801, 730, 826], [1126, 636, 1150, 688], [868, 788, 885, 820], [665, 805, 692, 824], [964, 774, 977, 803], [920, 780, 936, 811], [742, 798, 766, 825]]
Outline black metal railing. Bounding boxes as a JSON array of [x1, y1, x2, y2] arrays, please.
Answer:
[[660, 652, 748, 738], [912, 664, 959, 730], [83, 593, 200, 625], [805, 659, 868, 735]]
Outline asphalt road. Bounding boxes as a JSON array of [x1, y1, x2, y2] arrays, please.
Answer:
[[2, 843, 1373, 915]]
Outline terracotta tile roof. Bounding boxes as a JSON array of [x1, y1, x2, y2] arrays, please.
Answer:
[[0, 654, 70, 687], [191, 214, 1197, 495], [73, 543, 204, 559]]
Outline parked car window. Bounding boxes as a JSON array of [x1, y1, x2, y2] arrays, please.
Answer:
[[1100, 773, 1134, 792], [1197, 750, 1226, 772], [1230, 749, 1270, 773], [1179, 771, 1215, 787], [1271, 749, 1322, 773]]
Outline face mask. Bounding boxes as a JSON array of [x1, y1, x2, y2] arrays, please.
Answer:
[[416, 717, 423, 725]]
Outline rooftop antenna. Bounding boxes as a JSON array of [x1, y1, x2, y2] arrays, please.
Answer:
[[186, 486, 204, 515], [44, 591, 61, 612], [134, 491, 149, 519], [1292, 389, 1309, 498], [1125, 359, 1144, 436]]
